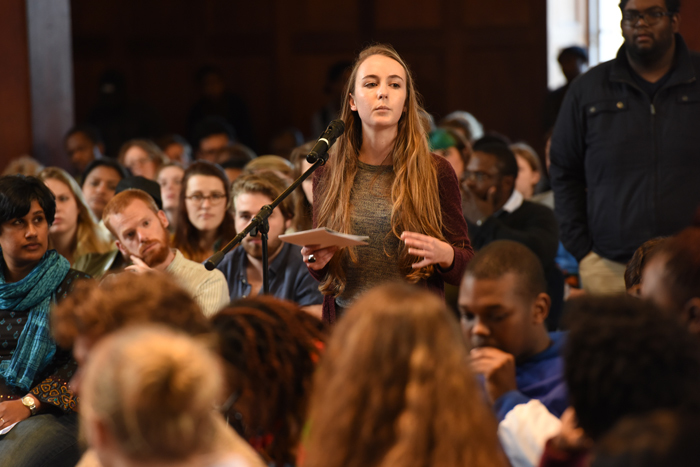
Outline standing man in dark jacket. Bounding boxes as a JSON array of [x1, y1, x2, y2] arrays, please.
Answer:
[[550, 0, 700, 294]]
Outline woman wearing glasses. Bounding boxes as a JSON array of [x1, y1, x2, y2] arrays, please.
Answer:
[[173, 161, 236, 263], [301, 44, 473, 322]]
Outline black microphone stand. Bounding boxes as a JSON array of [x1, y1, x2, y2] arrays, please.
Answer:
[[204, 150, 331, 295]]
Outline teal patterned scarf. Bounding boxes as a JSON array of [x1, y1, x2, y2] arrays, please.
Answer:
[[0, 249, 70, 391]]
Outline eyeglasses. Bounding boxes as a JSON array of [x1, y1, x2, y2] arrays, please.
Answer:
[[462, 170, 497, 184], [185, 192, 227, 204], [622, 10, 674, 26]]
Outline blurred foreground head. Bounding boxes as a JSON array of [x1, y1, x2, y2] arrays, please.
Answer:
[[303, 282, 508, 467]]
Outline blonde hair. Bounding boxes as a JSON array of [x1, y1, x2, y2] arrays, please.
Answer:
[[303, 283, 507, 467], [315, 44, 446, 296], [38, 167, 112, 259], [2, 155, 44, 176], [81, 325, 222, 460]]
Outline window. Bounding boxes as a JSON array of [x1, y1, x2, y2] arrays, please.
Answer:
[[547, 0, 623, 89]]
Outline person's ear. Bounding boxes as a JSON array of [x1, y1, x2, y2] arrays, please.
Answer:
[[532, 170, 541, 186], [157, 210, 169, 230], [627, 283, 642, 297], [683, 297, 700, 336], [115, 240, 128, 258], [672, 13, 681, 33], [349, 93, 357, 111], [284, 217, 292, 231], [502, 174, 516, 193], [532, 292, 551, 325]]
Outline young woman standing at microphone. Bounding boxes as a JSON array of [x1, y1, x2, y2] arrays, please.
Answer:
[[302, 44, 473, 323]]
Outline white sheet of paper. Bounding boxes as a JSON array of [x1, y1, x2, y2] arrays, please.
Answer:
[[279, 228, 369, 248], [0, 422, 18, 435]]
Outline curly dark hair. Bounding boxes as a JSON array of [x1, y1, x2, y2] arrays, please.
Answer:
[[211, 297, 327, 467], [563, 295, 700, 441], [648, 228, 700, 311], [592, 409, 700, 467], [624, 237, 666, 290]]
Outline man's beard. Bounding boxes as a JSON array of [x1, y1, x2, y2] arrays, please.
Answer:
[[625, 31, 674, 66], [139, 231, 170, 267], [242, 235, 284, 260]]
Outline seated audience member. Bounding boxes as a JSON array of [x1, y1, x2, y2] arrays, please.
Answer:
[[64, 125, 105, 177], [187, 65, 254, 150], [79, 326, 262, 467], [302, 283, 508, 467], [158, 133, 193, 166], [193, 116, 237, 163], [243, 155, 294, 180], [116, 175, 163, 208], [220, 143, 258, 183], [80, 158, 129, 221], [222, 158, 248, 184], [462, 143, 563, 328], [173, 161, 236, 263], [38, 168, 113, 269], [157, 163, 185, 231], [2, 155, 44, 177], [538, 295, 700, 467], [529, 135, 580, 291], [591, 410, 700, 467], [50, 272, 265, 467], [268, 127, 304, 160], [510, 143, 542, 200], [289, 141, 315, 232], [0, 175, 91, 467], [217, 172, 323, 315], [429, 127, 471, 179], [459, 241, 567, 420], [624, 237, 666, 296], [103, 189, 229, 316], [117, 139, 167, 180], [439, 110, 485, 143], [77, 175, 168, 277], [641, 227, 700, 331], [211, 297, 327, 466], [310, 60, 352, 137]]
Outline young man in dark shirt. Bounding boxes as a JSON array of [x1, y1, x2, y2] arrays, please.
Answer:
[[550, 0, 700, 295]]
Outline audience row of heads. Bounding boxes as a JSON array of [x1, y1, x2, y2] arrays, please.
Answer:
[[44, 230, 700, 467], [62, 118, 254, 177], [4, 166, 699, 466], [428, 118, 544, 201], [1, 149, 311, 271], [51, 272, 325, 466]]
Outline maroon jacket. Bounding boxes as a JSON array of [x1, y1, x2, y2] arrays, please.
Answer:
[[308, 153, 473, 323]]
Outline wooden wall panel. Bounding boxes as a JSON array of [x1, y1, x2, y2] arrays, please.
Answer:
[[69, 0, 550, 155], [0, 0, 32, 172], [26, 0, 74, 169], [680, 3, 700, 51]]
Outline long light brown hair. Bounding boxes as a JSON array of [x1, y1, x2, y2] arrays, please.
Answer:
[[303, 283, 507, 467], [38, 167, 112, 260], [315, 44, 446, 296]]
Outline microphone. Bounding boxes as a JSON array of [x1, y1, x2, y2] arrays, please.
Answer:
[[306, 120, 345, 163]]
